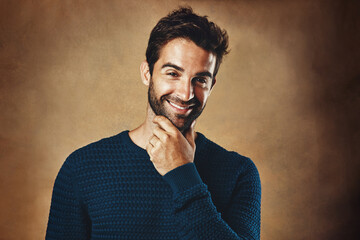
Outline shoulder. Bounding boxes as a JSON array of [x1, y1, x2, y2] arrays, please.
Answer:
[[228, 151, 260, 177], [196, 133, 260, 183], [199, 133, 258, 170], [62, 131, 127, 168]]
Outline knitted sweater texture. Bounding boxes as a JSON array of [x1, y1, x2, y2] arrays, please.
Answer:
[[46, 131, 261, 239]]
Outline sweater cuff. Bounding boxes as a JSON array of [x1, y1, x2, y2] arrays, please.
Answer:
[[163, 163, 203, 196]]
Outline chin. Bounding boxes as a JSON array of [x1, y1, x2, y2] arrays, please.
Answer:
[[169, 117, 192, 133]]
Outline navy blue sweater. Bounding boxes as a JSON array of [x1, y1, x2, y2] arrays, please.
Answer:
[[46, 131, 261, 239]]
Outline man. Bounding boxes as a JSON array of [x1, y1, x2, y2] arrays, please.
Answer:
[[46, 7, 261, 240]]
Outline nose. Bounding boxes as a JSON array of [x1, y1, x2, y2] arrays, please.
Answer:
[[176, 78, 194, 102]]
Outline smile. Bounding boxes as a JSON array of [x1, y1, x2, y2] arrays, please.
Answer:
[[166, 100, 194, 110]]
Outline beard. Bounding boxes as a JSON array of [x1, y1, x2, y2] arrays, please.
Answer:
[[148, 79, 205, 133]]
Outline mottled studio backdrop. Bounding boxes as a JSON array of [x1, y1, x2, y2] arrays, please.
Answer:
[[0, 0, 359, 239]]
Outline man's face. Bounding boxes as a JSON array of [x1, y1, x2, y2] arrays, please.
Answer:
[[147, 38, 216, 132]]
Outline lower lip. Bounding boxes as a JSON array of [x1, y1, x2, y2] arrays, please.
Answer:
[[166, 100, 193, 115]]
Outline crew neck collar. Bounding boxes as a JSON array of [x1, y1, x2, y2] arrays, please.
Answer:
[[119, 130, 207, 155]]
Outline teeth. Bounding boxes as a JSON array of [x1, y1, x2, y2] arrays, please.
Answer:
[[168, 101, 192, 110]]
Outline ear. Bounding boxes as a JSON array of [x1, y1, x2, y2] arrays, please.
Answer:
[[140, 61, 151, 86]]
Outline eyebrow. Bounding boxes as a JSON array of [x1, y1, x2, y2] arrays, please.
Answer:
[[195, 71, 213, 79], [161, 62, 213, 79], [161, 63, 184, 72]]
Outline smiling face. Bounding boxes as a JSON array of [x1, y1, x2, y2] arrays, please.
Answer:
[[143, 38, 217, 132]]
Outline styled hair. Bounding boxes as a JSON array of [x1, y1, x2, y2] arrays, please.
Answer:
[[146, 7, 229, 77]]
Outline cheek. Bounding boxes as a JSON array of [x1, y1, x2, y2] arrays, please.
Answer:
[[194, 88, 210, 105], [152, 79, 175, 97]]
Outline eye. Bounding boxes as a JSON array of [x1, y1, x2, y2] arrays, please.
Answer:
[[194, 77, 207, 84], [167, 72, 178, 77]]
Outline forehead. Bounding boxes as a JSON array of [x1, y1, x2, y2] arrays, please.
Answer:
[[156, 38, 216, 74]]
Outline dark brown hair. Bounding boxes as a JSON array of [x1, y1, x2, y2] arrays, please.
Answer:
[[146, 7, 229, 77]]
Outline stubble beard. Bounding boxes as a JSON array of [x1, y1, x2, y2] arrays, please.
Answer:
[[148, 78, 204, 133]]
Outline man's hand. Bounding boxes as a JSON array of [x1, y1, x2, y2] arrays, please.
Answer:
[[146, 116, 196, 176]]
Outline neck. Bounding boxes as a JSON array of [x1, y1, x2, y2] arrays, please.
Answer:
[[128, 104, 160, 149]]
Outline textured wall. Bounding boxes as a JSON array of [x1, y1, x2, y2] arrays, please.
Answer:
[[0, 0, 359, 239]]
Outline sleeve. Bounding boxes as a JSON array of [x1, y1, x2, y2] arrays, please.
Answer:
[[162, 161, 261, 240], [45, 155, 91, 240]]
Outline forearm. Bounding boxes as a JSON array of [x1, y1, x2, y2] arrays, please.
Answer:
[[163, 163, 260, 240]]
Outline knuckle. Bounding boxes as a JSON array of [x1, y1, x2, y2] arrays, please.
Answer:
[[163, 134, 169, 141], [173, 131, 180, 137], [151, 147, 156, 155]]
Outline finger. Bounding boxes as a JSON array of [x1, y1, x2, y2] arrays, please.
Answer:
[[149, 135, 159, 147], [184, 120, 196, 147], [146, 144, 155, 162], [146, 143, 154, 160], [153, 116, 177, 134], [153, 125, 169, 143]]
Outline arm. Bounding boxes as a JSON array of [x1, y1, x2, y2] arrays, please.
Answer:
[[163, 161, 261, 240], [147, 116, 261, 239], [46, 155, 91, 240]]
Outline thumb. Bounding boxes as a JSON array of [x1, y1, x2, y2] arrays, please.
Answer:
[[184, 120, 196, 147]]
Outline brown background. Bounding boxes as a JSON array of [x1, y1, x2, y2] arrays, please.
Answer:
[[0, 0, 359, 239]]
